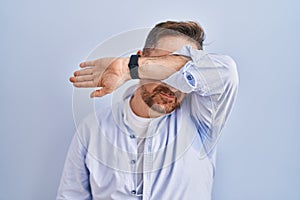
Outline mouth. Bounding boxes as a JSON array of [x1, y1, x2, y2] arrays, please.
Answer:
[[159, 92, 176, 99]]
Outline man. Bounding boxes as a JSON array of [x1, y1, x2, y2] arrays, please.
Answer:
[[57, 21, 238, 200]]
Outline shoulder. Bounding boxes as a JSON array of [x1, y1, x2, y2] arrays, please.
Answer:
[[75, 103, 113, 148], [207, 53, 239, 86], [207, 53, 237, 69]]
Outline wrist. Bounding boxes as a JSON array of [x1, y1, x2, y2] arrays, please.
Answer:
[[122, 57, 131, 81]]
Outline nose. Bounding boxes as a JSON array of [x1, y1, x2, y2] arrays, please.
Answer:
[[165, 84, 179, 94]]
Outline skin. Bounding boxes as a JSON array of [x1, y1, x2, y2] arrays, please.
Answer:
[[70, 35, 198, 118]]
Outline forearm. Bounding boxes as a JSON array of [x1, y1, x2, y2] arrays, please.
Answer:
[[139, 55, 190, 80], [122, 55, 190, 81]]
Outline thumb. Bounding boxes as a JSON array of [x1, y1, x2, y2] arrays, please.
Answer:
[[90, 88, 111, 98]]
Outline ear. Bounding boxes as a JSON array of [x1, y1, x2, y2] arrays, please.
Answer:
[[137, 50, 144, 57]]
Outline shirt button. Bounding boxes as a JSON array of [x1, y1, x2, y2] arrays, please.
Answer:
[[130, 134, 136, 139], [131, 190, 136, 195], [130, 160, 136, 164], [185, 72, 196, 87]]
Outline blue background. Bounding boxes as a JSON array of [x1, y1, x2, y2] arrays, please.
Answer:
[[1, 0, 299, 199]]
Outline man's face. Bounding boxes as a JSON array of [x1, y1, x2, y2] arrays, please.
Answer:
[[138, 36, 197, 115]]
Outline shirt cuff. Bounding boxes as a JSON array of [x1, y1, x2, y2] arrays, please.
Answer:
[[162, 45, 207, 93], [162, 61, 196, 93]]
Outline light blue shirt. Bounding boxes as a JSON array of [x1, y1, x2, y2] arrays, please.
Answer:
[[57, 46, 239, 200]]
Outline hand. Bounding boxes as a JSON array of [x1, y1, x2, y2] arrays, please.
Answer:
[[70, 57, 130, 98]]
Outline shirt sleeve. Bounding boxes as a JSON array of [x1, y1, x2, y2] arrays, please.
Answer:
[[163, 45, 239, 157], [56, 132, 92, 200]]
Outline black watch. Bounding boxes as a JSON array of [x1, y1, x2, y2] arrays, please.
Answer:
[[128, 55, 140, 79]]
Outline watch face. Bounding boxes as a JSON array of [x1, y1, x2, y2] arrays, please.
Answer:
[[129, 55, 139, 68], [129, 55, 140, 79]]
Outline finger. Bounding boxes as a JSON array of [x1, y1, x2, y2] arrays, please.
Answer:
[[74, 68, 93, 76], [80, 60, 95, 68], [71, 74, 94, 82], [73, 81, 97, 88], [90, 88, 112, 98], [69, 76, 75, 83]]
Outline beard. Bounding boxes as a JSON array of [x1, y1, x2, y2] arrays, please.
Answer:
[[140, 84, 182, 114]]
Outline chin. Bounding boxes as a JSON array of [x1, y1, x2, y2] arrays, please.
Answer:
[[151, 103, 177, 114]]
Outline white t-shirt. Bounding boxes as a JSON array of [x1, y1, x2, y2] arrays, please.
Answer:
[[125, 97, 151, 138], [124, 97, 152, 195]]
